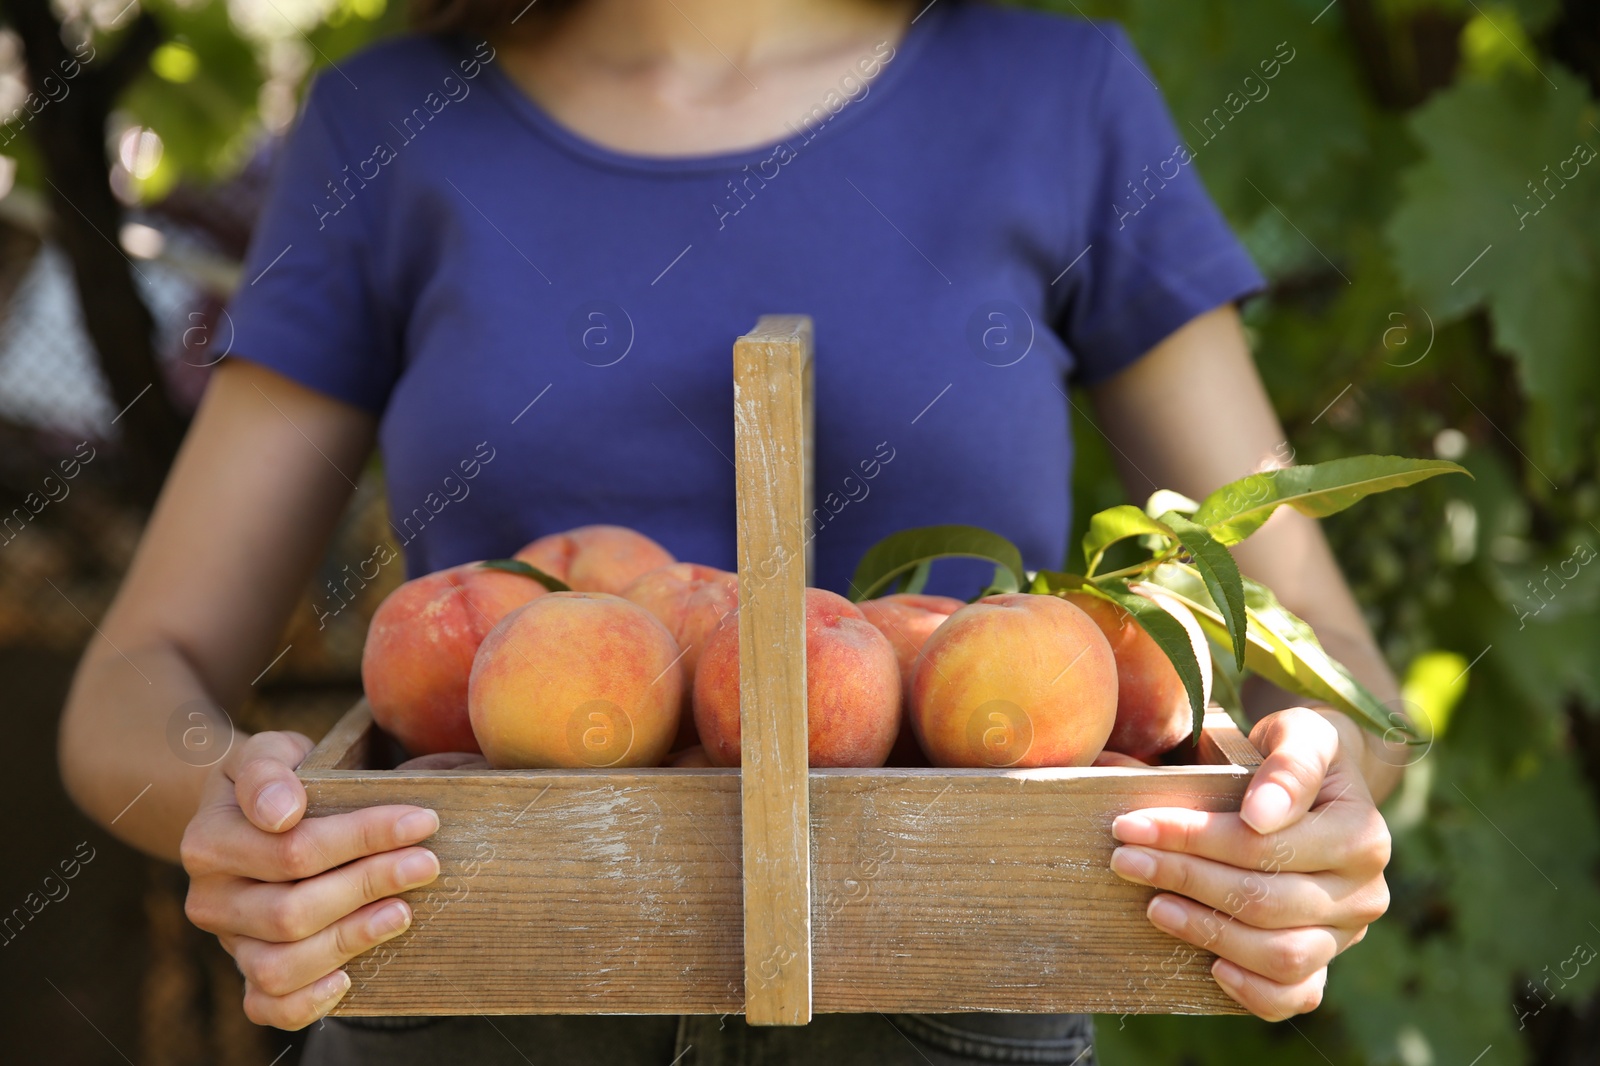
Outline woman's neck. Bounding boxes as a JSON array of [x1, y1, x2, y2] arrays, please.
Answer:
[[516, 0, 905, 70], [491, 0, 917, 157]]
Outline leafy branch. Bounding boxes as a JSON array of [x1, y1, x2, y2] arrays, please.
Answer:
[[849, 455, 1468, 742]]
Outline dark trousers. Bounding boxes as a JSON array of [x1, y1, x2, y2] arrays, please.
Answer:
[[302, 1013, 1096, 1064]]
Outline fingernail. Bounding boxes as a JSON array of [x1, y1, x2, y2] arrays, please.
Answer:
[[1111, 846, 1157, 885], [370, 900, 411, 938], [1241, 782, 1292, 833], [255, 783, 297, 831], [396, 809, 440, 842], [1112, 813, 1157, 845], [315, 969, 351, 1004], [396, 850, 440, 887], [1147, 896, 1185, 932], [1212, 958, 1244, 990]]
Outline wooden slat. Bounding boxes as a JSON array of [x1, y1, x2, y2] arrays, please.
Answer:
[[298, 699, 377, 771], [731, 315, 815, 1025], [299, 760, 1251, 1015], [808, 766, 1249, 1014], [1195, 709, 1262, 769], [304, 768, 746, 1016]]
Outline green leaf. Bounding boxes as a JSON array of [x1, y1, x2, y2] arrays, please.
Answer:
[[1204, 632, 1247, 728], [1029, 570, 1087, 595], [1386, 68, 1600, 468], [1117, 0, 1369, 225], [1144, 563, 1414, 740], [1081, 505, 1174, 576], [1088, 580, 1210, 742], [478, 559, 572, 593], [1159, 511, 1246, 670], [1144, 489, 1199, 519], [1191, 456, 1470, 545], [985, 563, 1021, 595], [849, 525, 1025, 603], [897, 559, 933, 595]]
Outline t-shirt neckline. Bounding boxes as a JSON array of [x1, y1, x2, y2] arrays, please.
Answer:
[[469, 3, 947, 175]]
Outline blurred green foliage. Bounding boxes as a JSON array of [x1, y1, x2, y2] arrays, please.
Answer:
[[1050, 1, 1600, 1062], [8, 0, 1596, 1060]]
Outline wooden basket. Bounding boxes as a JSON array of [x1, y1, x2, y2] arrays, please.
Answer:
[[299, 316, 1260, 1022]]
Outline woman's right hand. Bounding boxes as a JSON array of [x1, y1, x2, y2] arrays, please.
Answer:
[[181, 731, 442, 1030]]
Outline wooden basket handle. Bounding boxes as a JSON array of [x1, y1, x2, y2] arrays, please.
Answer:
[[733, 315, 815, 1025]]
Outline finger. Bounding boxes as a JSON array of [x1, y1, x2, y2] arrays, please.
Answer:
[[230, 732, 318, 833], [1109, 845, 1347, 929], [234, 897, 415, 998], [1243, 708, 1342, 834], [243, 969, 352, 1031], [1143, 893, 1352, 985], [1112, 799, 1391, 877], [182, 803, 439, 882], [1211, 957, 1327, 1022], [195, 731, 309, 815], [188, 846, 440, 941]]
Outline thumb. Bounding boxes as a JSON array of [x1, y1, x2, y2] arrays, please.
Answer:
[[1242, 707, 1340, 835], [230, 731, 315, 833]]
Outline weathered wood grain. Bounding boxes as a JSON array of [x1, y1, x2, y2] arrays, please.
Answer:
[[731, 314, 815, 1025], [1195, 710, 1262, 769], [298, 698, 377, 771], [300, 706, 1256, 1016]]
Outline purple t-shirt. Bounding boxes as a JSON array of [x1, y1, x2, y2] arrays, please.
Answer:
[[226, 1, 1263, 598]]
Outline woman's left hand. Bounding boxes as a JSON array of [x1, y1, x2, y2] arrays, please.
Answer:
[[1108, 706, 1393, 1021]]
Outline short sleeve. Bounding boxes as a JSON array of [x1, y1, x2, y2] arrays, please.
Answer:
[[225, 73, 399, 413], [1060, 23, 1266, 385]]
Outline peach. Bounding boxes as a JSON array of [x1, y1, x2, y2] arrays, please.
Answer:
[[513, 524, 675, 595], [857, 593, 963, 766], [621, 563, 740, 748], [669, 746, 714, 768], [1061, 586, 1212, 761], [1092, 750, 1153, 769], [468, 592, 684, 768], [858, 593, 965, 695], [693, 588, 901, 768], [361, 563, 547, 756], [395, 752, 491, 770], [910, 593, 1117, 768]]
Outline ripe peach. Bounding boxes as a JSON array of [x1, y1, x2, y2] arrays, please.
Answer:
[[394, 752, 491, 770], [1061, 586, 1212, 761], [361, 563, 547, 756], [1092, 750, 1153, 769], [858, 593, 965, 694], [621, 563, 739, 748], [910, 593, 1117, 768], [693, 588, 901, 768], [467, 592, 683, 768], [669, 746, 714, 768], [513, 524, 675, 595], [857, 593, 963, 766]]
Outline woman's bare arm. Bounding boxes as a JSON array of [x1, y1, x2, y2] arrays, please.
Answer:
[[1088, 303, 1403, 802], [1091, 305, 1399, 1021], [59, 359, 377, 860]]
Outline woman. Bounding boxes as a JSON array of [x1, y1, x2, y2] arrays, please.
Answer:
[[58, 0, 1397, 1061]]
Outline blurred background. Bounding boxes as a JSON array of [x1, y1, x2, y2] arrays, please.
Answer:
[[0, 0, 1594, 1062]]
